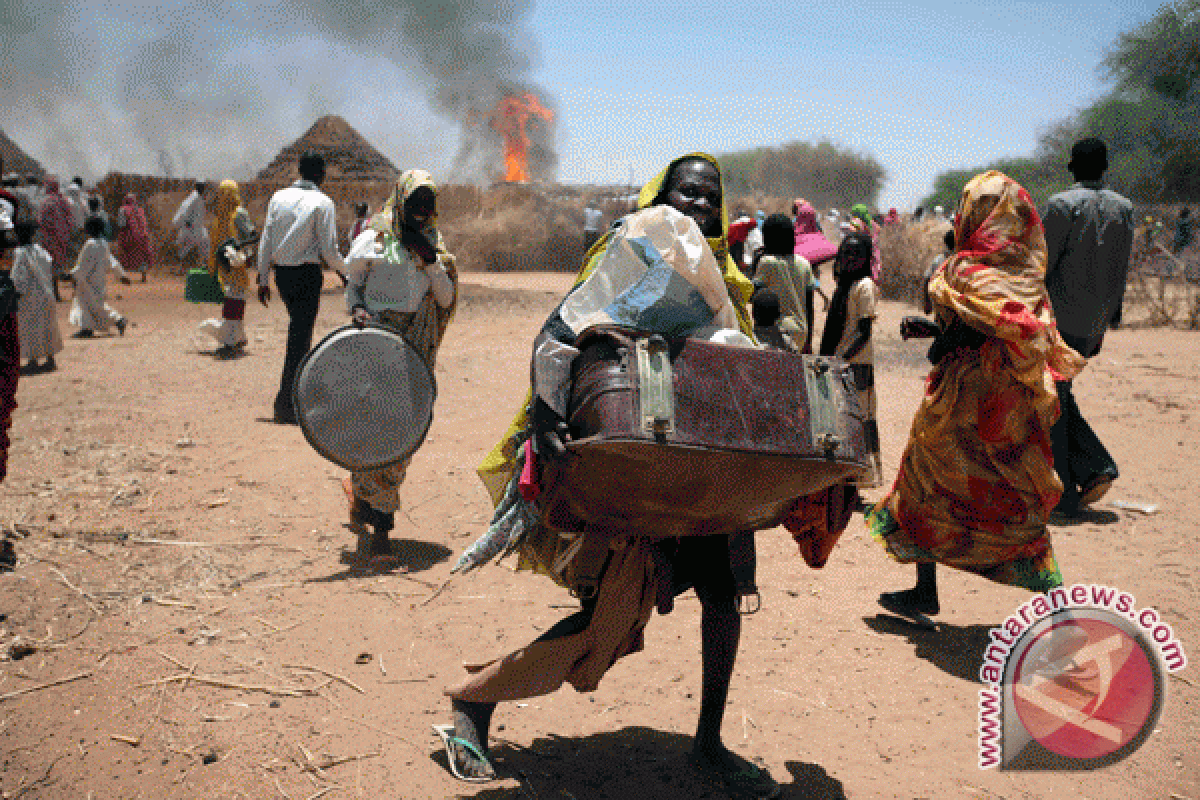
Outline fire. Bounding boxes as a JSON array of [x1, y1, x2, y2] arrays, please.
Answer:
[[488, 92, 554, 183]]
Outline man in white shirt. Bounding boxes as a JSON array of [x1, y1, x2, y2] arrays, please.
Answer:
[[257, 153, 346, 424]]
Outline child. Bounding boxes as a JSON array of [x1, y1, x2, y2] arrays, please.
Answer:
[[751, 288, 800, 353], [10, 224, 62, 374], [820, 232, 883, 488], [754, 212, 816, 353], [69, 215, 130, 338]]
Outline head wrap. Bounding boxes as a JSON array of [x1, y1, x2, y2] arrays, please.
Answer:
[[211, 181, 242, 240], [208, 180, 244, 268], [368, 169, 442, 264], [850, 204, 871, 225], [930, 171, 1084, 390], [372, 169, 437, 236]]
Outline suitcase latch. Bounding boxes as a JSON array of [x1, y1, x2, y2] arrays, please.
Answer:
[[805, 357, 842, 458], [817, 432, 842, 455], [637, 335, 675, 438]]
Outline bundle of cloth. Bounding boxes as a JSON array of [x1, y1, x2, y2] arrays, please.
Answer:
[[791, 199, 837, 267]]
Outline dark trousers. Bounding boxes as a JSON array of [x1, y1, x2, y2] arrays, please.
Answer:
[[1050, 331, 1118, 511], [273, 263, 323, 416]]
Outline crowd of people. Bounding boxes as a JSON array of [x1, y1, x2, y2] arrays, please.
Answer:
[[0, 135, 1142, 797]]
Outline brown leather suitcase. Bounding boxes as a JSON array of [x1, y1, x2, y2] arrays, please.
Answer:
[[539, 328, 869, 539]]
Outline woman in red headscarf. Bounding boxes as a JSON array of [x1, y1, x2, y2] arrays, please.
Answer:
[[868, 171, 1086, 623], [116, 193, 155, 282]]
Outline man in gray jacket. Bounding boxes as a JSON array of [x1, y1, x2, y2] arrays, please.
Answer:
[[1043, 138, 1133, 516]]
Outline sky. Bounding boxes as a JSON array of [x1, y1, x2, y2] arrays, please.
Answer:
[[527, 0, 1159, 208], [1, 0, 1166, 208]]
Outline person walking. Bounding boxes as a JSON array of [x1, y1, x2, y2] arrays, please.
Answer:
[[1173, 207, 1193, 254], [172, 182, 210, 270], [871, 171, 1086, 625], [116, 193, 154, 282], [256, 153, 345, 425], [10, 223, 62, 373], [582, 201, 604, 251], [199, 180, 257, 359], [1043, 138, 1134, 516], [341, 170, 458, 559], [439, 153, 778, 799], [37, 177, 74, 302]]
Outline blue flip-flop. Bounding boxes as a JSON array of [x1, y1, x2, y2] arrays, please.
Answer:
[[432, 723, 496, 783]]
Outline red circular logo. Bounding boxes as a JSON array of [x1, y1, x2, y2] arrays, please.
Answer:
[[1011, 616, 1160, 763]]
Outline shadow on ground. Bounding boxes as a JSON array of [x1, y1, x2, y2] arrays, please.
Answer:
[[863, 614, 993, 683], [304, 535, 452, 583], [1048, 508, 1122, 527], [431, 725, 846, 799]]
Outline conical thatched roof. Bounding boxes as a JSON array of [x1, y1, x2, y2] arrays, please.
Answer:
[[256, 115, 398, 183], [0, 129, 45, 178]]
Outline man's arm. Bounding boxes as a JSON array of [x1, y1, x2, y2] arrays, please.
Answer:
[[257, 199, 278, 287], [1042, 195, 1071, 283], [316, 198, 346, 274]]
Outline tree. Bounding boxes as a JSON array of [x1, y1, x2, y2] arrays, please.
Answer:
[[718, 140, 886, 210], [920, 157, 1070, 214], [923, 2, 1200, 204]]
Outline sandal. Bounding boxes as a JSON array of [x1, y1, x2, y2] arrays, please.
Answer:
[[432, 723, 496, 783]]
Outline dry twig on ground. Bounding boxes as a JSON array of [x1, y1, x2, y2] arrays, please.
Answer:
[[284, 664, 365, 694], [0, 670, 95, 702]]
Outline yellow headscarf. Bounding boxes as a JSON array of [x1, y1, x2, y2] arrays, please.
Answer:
[[370, 169, 439, 240], [477, 152, 754, 504], [209, 180, 242, 265]]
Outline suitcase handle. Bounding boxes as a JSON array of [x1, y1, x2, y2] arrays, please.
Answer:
[[637, 336, 675, 438]]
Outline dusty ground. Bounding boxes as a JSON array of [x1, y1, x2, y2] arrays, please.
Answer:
[[0, 270, 1196, 800]]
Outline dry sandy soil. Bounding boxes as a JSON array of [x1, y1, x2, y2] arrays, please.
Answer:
[[0, 270, 1196, 799]]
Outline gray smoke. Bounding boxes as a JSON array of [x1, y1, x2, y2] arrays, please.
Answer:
[[0, 0, 557, 183]]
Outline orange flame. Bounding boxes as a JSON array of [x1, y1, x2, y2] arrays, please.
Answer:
[[489, 92, 554, 182]]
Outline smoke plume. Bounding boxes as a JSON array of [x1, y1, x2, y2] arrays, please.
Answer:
[[0, 0, 557, 183]]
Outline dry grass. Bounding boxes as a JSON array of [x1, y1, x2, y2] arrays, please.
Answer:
[[103, 174, 632, 275], [1125, 242, 1200, 329], [876, 218, 953, 305]]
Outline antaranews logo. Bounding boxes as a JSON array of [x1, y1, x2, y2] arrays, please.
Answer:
[[978, 584, 1187, 770]]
